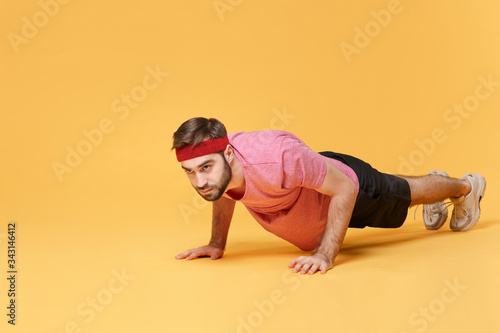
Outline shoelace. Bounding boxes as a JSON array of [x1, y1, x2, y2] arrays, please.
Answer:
[[452, 201, 469, 218], [413, 200, 454, 220]]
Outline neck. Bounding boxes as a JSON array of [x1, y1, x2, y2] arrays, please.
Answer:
[[226, 155, 245, 192]]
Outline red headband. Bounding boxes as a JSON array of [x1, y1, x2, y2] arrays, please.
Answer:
[[176, 136, 230, 162]]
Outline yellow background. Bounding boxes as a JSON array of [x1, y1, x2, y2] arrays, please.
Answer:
[[1, 0, 499, 332]]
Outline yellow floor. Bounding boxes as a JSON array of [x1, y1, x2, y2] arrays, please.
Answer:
[[2, 0, 500, 332], [2, 203, 499, 332]]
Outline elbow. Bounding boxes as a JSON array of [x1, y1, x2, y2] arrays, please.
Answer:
[[348, 181, 358, 199], [327, 181, 357, 206], [337, 181, 358, 206]]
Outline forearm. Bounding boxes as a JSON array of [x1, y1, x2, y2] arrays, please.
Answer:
[[289, 158, 358, 274], [315, 190, 357, 262], [209, 196, 236, 249]]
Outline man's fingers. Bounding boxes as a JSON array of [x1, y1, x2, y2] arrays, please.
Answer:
[[175, 250, 192, 259], [291, 257, 309, 273], [289, 256, 306, 268], [182, 249, 204, 260], [289, 255, 331, 275], [176, 246, 224, 261], [210, 251, 222, 260], [292, 262, 303, 273], [320, 262, 333, 274], [300, 262, 312, 274], [308, 264, 320, 275]]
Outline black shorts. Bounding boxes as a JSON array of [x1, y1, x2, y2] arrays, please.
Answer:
[[319, 151, 412, 229]]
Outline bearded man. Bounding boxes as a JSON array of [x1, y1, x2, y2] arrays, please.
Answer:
[[173, 117, 486, 275]]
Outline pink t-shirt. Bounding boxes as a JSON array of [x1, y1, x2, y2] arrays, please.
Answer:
[[223, 130, 359, 251]]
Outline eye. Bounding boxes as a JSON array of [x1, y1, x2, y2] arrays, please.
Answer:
[[185, 169, 193, 175], [202, 165, 211, 171]]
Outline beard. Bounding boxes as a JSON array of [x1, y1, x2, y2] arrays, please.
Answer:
[[195, 157, 232, 201]]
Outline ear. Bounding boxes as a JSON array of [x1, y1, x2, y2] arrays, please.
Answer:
[[224, 144, 234, 162]]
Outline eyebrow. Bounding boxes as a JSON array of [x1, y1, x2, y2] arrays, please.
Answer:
[[181, 159, 215, 171]]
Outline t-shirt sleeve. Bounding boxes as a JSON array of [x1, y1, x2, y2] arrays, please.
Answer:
[[280, 135, 327, 189]]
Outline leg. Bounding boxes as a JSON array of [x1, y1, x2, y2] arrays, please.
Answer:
[[394, 174, 471, 207]]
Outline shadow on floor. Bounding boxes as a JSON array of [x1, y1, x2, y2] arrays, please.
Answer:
[[217, 219, 498, 267]]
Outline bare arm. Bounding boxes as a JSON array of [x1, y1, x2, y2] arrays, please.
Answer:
[[289, 159, 357, 274], [209, 196, 236, 249], [176, 196, 236, 260], [314, 173, 356, 266]]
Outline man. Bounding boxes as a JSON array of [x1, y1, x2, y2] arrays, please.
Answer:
[[173, 117, 486, 275]]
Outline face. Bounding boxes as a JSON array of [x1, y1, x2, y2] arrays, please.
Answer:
[[181, 152, 232, 201]]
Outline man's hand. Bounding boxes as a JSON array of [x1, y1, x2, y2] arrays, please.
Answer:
[[288, 253, 333, 275], [175, 245, 224, 260]]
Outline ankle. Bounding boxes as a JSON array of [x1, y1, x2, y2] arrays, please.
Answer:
[[450, 179, 471, 200], [460, 178, 472, 197]]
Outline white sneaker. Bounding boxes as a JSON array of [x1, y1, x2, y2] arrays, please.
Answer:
[[423, 170, 449, 230], [450, 173, 486, 231]]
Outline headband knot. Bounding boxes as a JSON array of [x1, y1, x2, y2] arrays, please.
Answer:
[[175, 136, 229, 162]]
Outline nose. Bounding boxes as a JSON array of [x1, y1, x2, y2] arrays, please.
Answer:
[[196, 173, 208, 188]]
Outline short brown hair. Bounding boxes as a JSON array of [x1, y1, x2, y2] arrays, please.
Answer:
[[171, 117, 227, 150]]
